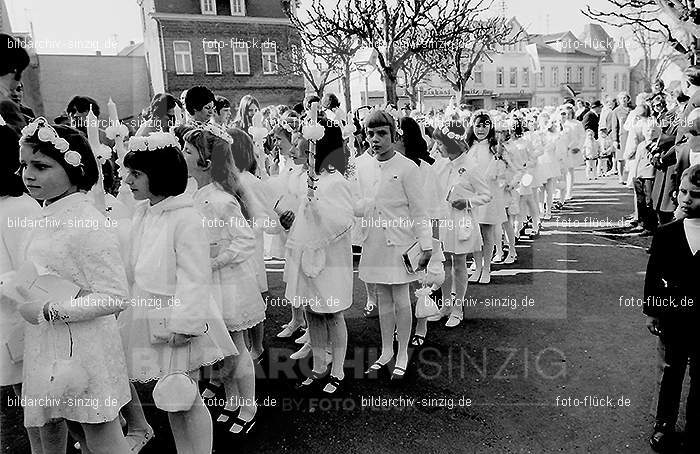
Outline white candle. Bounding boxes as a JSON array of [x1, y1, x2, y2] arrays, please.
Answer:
[[107, 98, 119, 126], [173, 104, 183, 126]]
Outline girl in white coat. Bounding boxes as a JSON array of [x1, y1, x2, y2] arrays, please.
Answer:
[[430, 121, 491, 327], [183, 127, 265, 434], [121, 132, 238, 453], [358, 110, 432, 379]]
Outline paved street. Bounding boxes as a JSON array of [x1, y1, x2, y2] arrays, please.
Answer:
[[1, 169, 685, 453]]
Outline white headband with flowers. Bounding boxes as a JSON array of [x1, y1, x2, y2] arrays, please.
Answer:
[[127, 132, 180, 152], [21, 117, 82, 167]]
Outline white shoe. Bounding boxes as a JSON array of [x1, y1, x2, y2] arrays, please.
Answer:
[[277, 321, 303, 338], [445, 313, 462, 328], [503, 253, 517, 264], [478, 269, 491, 284], [468, 270, 481, 283], [428, 303, 451, 322], [290, 343, 311, 360], [295, 330, 309, 344]]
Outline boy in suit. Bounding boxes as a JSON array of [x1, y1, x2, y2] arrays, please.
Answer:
[[644, 164, 700, 452]]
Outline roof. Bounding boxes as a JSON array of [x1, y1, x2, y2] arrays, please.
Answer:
[[118, 42, 144, 56]]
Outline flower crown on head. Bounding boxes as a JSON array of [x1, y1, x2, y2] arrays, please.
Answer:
[[21, 117, 82, 167], [128, 131, 180, 152], [190, 120, 234, 144]]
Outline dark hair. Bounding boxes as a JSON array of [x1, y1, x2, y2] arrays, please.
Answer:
[[677, 92, 690, 104], [298, 118, 348, 175], [0, 34, 30, 78], [292, 103, 304, 115], [398, 117, 432, 165], [363, 109, 397, 139], [681, 163, 700, 187], [304, 95, 321, 110], [1, 125, 25, 196], [150, 93, 180, 120], [214, 95, 231, 114], [184, 86, 215, 115], [685, 65, 700, 87], [432, 121, 466, 156], [21, 124, 100, 191], [228, 127, 256, 173], [123, 145, 187, 197], [183, 129, 250, 219], [322, 93, 340, 110], [67, 96, 100, 117], [465, 113, 497, 149]]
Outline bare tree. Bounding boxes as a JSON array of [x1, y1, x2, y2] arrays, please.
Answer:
[[630, 24, 679, 91], [276, 36, 343, 98], [291, 0, 490, 104], [283, 0, 361, 109], [582, 1, 697, 63], [422, 12, 521, 104], [399, 53, 431, 109]]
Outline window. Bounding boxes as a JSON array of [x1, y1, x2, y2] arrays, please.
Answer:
[[577, 66, 584, 84], [613, 74, 619, 91], [232, 42, 250, 74], [261, 42, 278, 74], [173, 41, 193, 75], [590, 67, 597, 87], [203, 40, 221, 74], [496, 67, 504, 86], [621, 74, 627, 90], [565, 66, 572, 83], [201, 0, 216, 15], [474, 64, 483, 84], [601, 73, 607, 89], [522, 67, 529, 86], [551, 97, 559, 106], [510, 67, 517, 86], [551, 66, 559, 87], [537, 66, 544, 87], [230, 0, 246, 16]]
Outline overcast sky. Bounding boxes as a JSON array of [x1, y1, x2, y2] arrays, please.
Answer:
[[5, 0, 638, 58]]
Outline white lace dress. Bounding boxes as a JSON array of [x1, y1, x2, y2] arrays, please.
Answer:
[[21, 193, 131, 427]]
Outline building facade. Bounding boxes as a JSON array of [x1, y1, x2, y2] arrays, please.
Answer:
[[139, 0, 305, 108]]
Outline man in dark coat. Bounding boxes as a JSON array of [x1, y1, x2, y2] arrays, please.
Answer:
[[582, 100, 601, 139], [0, 34, 30, 135], [643, 164, 700, 453]]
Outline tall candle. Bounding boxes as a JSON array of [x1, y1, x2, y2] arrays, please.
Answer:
[[173, 104, 183, 126], [107, 98, 119, 126], [86, 106, 106, 212], [307, 102, 319, 200]]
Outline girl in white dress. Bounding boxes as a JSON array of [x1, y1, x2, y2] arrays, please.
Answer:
[[182, 127, 265, 434], [229, 127, 282, 362], [464, 112, 507, 285], [16, 119, 132, 454], [0, 124, 45, 453], [430, 121, 491, 328], [120, 131, 238, 454], [537, 113, 563, 219], [558, 106, 585, 202], [285, 121, 354, 393], [358, 110, 432, 379], [396, 117, 443, 341]]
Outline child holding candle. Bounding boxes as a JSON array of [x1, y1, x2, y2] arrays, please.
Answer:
[[285, 117, 354, 393]]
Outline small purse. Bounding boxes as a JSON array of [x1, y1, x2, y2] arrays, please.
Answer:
[[414, 286, 439, 319], [152, 343, 198, 412]]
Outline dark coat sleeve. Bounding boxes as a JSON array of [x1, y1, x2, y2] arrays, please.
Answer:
[[0, 99, 27, 136], [643, 230, 664, 317]]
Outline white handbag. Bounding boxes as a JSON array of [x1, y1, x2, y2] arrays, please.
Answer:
[[152, 343, 198, 412]]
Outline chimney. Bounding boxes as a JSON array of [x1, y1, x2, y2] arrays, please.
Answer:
[[130, 40, 135, 45]]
